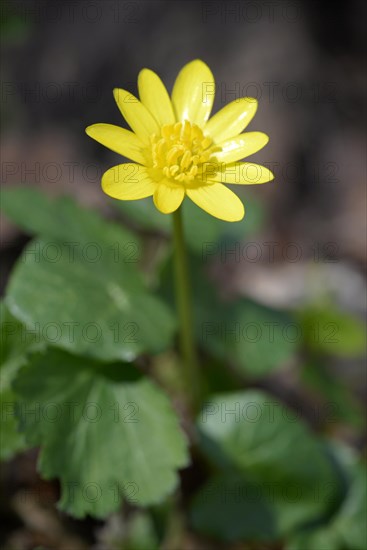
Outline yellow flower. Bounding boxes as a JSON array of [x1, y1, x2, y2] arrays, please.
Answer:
[[86, 60, 273, 222]]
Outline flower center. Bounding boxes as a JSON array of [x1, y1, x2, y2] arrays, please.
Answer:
[[149, 120, 220, 186]]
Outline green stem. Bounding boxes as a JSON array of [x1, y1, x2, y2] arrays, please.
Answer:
[[172, 207, 201, 412]]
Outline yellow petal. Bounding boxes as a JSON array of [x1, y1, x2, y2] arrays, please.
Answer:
[[102, 164, 156, 200], [85, 124, 147, 165], [138, 68, 175, 126], [206, 162, 274, 185], [113, 89, 159, 143], [206, 98, 258, 142], [216, 132, 269, 164], [171, 59, 215, 126], [153, 183, 185, 214], [186, 183, 244, 222]]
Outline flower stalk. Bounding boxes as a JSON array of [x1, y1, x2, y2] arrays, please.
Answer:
[[172, 207, 201, 412]]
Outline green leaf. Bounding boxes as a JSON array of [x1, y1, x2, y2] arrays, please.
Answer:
[[113, 197, 171, 234], [191, 472, 276, 541], [286, 529, 341, 550], [114, 194, 264, 255], [334, 462, 367, 550], [1, 301, 40, 372], [197, 293, 298, 377], [0, 386, 28, 461], [196, 391, 343, 537], [181, 197, 264, 255], [287, 458, 366, 550], [301, 362, 365, 428], [1, 186, 140, 263], [297, 304, 366, 357], [160, 255, 298, 377], [5, 238, 175, 361], [1, 302, 43, 460], [13, 349, 189, 518]]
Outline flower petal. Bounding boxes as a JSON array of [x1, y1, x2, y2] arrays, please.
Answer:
[[171, 59, 215, 126], [85, 123, 147, 165], [138, 68, 175, 126], [153, 183, 185, 214], [113, 89, 159, 143], [186, 183, 244, 222], [206, 162, 274, 185], [206, 98, 258, 142], [102, 164, 156, 200], [216, 132, 269, 164]]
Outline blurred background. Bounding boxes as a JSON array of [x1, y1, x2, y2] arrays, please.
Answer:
[[2, 0, 366, 289], [1, 0, 366, 548]]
